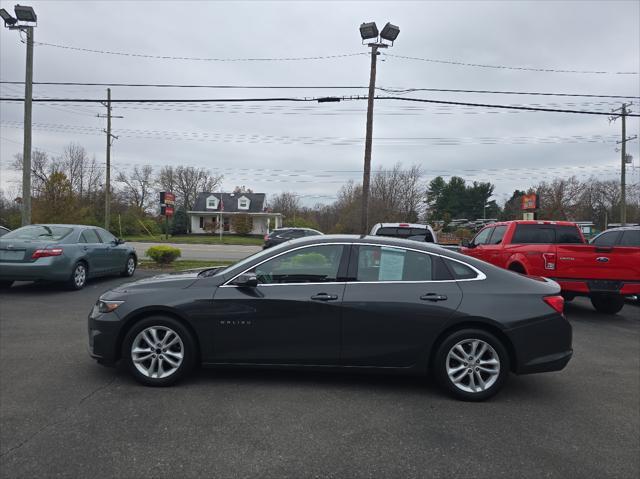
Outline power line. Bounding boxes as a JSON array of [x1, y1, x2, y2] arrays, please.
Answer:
[[1, 81, 638, 99], [381, 52, 639, 75], [2, 95, 638, 116], [27, 40, 367, 62]]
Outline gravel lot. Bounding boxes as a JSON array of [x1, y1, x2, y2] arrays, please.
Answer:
[[1, 273, 638, 478]]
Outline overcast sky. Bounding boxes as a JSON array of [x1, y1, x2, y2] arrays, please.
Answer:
[[1, 0, 638, 206]]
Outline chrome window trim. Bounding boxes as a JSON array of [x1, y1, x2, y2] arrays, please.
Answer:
[[221, 241, 486, 287]]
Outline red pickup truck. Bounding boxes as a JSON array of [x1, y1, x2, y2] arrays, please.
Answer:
[[460, 221, 640, 314]]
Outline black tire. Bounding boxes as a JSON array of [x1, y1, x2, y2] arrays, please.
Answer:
[[590, 294, 625, 315], [123, 316, 196, 387], [121, 255, 136, 277], [0, 280, 13, 289], [433, 328, 510, 401], [67, 261, 88, 290]]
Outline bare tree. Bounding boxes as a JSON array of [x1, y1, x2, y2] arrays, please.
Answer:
[[116, 165, 154, 211], [269, 192, 301, 219]]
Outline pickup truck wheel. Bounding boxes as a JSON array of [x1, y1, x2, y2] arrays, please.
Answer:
[[590, 294, 624, 315]]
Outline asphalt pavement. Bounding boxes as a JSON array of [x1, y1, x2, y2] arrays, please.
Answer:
[[129, 241, 261, 261], [0, 274, 638, 478]]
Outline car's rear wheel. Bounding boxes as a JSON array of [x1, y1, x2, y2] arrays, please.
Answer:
[[121, 255, 136, 277], [590, 294, 624, 315], [123, 316, 196, 386], [434, 329, 510, 401], [68, 262, 87, 290], [0, 280, 13, 289]]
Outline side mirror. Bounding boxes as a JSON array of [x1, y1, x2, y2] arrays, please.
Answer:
[[233, 272, 258, 287], [113, 238, 125, 245], [461, 239, 471, 248]]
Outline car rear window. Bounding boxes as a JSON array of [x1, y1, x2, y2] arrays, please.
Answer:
[[3, 225, 73, 241], [511, 224, 583, 244], [620, 230, 640, 247], [375, 227, 433, 242]]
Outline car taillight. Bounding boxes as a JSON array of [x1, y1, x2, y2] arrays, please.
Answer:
[[31, 248, 63, 259], [543, 295, 564, 314], [542, 252, 556, 270]]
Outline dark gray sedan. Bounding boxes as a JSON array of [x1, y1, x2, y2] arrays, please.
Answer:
[[0, 224, 137, 290], [88, 235, 572, 401]]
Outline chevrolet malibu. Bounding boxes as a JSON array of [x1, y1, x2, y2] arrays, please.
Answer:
[[88, 235, 572, 401]]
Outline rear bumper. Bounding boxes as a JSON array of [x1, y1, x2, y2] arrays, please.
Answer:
[[0, 257, 70, 281], [555, 279, 640, 296], [506, 314, 573, 375]]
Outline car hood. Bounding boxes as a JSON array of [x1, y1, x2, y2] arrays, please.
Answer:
[[112, 270, 202, 292]]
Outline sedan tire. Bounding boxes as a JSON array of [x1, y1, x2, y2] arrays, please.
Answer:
[[67, 261, 88, 290], [121, 255, 136, 277], [434, 329, 510, 401], [123, 316, 196, 387]]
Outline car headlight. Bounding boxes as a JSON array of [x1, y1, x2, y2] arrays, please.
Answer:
[[96, 300, 125, 314]]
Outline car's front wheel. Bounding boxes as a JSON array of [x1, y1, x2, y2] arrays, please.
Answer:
[[123, 316, 196, 386], [121, 255, 136, 277], [434, 329, 510, 401], [590, 294, 625, 315]]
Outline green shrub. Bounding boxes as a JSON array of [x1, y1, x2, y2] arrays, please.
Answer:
[[232, 214, 253, 236], [146, 245, 181, 265]]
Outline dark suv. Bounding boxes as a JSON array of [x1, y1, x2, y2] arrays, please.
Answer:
[[263, 228, 323, 249]]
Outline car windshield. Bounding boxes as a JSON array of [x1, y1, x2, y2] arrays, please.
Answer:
[[3, 225, 73, 241], [216, 241, 292, 275]]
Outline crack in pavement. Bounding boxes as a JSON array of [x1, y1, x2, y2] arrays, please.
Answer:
[[0, 376, 118, 459]]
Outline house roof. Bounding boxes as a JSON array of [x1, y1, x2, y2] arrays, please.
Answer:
[[191, 192, 266, 213]]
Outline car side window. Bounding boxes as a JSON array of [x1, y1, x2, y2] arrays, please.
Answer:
[[619, 230, 640, 247], [81, 229, 100, 244], [251, 245, 344, 284], [96, 228, 117, 244], [592, 231, 621, 247], [444, 259, 479, 280], [488, 225, 507, 244], [472, 227, 493, 246], [356, 245, 433, 282]]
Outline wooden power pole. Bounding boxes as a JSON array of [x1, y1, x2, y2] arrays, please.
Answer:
[[97, 88, 122, 230], [611, 103, 637, 226]]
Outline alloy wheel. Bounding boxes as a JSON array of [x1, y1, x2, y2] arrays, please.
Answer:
[[446, 339, 500, 393], [131, 326, 184, 379], [74, 264, 86, 288], [126, 257, 136, 275]]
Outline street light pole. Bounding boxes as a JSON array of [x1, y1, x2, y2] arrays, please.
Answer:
[[358, 21, 399, 235], [361, 43, 379, 235], [21, 24, 33, 226], [2, 6, 37, 225]]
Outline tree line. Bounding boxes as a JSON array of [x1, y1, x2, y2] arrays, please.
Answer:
[[1, 142, 638, 235]]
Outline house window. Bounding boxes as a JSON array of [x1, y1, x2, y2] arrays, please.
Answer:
[[238, 196, 250, 210], [206, 196, 219, 210]]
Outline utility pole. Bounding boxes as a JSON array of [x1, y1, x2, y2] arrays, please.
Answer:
[[97, 88, 122, 230], [610, 103, 637, 226], [21, 25, 33, 226]]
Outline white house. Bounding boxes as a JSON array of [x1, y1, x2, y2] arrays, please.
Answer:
[[187, 192, 283, 235]]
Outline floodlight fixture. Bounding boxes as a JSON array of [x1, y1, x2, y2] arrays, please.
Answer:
[[0, 8, 17, 26], [380, 22, 400, 43], [13, 4, 37, 22], [359, 22, 378, 41]]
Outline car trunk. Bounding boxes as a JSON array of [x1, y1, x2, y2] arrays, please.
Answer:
[[0, 239, 59, 263], [555, 244, 640, 281]]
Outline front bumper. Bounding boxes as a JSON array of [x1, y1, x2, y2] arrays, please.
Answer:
[[506, 314, 573, 375], [88, 308, 125, 365]]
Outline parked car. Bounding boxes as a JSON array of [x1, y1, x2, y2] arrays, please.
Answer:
[[589, 226, 640, 247], [0, 224, 137, 290], [0, 226, 10, 237], [370, 222, 437, 243], [88, 234, 572, 401], [263, 227, 323, 249], [460, 220, 640, 314]]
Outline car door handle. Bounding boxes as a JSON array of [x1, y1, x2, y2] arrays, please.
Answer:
[[420, 293, 448, 302], [311, 293, 339, 301]]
